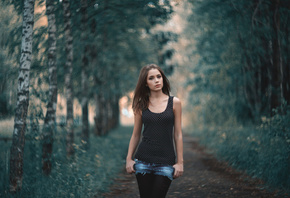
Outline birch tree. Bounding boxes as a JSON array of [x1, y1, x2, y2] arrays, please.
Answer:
[[9, 0, 35, 192], [42, 0, 57, 175], [63, 0, 75, 156]]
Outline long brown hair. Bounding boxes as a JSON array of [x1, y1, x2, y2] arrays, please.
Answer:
[[132, 64, 170, 113]]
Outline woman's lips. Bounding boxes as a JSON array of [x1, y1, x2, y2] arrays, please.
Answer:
[[155, 84, 161, 88]]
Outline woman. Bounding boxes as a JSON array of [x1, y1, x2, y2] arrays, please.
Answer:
[[126, 64, 184, 198]]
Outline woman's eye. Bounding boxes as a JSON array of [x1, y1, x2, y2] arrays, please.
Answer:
[[157, 75, 162, 78], [149, 77, 153, 80]]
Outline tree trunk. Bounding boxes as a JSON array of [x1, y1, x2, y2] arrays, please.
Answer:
[[260, 37, 272, 115], [95, 0, 109, 135], [9, 0, 35, 192], [90, 23, 101, 136], [81, 0, 89, 148], [111, 94, 120, 129], [63, 0, 74, 156], [42, 0, 57, 175], [284, 18, 290, 103], [102, 94, 109, 135], [237, 29, 261, 122], [94, 93, 102, 136], [95, 92, 107, 135], [108, 89, 120, 130], [107, 97, 113, 131], [271, 0, 282, 113], [267, 40, 273, 115]]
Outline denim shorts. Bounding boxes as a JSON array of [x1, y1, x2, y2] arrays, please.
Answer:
[[134, 159, 175, 181]]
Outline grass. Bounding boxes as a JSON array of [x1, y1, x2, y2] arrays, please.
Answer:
[[192, 121, 290, 196], [0, 122, 133, 198]]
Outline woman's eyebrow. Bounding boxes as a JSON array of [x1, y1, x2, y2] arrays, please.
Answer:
[[148, 74, 160, 77]]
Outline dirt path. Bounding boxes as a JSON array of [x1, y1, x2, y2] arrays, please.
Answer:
[[102, 135, 279, 198]]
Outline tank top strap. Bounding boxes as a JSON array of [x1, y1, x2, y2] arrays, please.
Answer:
[[169, 96, 174, 110]]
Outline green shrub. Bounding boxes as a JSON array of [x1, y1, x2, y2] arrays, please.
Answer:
[[193, 110, 290, 195], [0, 126, 132, 198]]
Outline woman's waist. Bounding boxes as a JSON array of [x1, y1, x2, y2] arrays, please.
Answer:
[[140, 136, 173, 145]]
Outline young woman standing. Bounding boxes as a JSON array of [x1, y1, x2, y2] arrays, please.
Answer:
[[126, 64, 184, 198]]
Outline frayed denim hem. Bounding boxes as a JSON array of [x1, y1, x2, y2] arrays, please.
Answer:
[[134, 159, 174, 181], [135, 171, 174, 181]]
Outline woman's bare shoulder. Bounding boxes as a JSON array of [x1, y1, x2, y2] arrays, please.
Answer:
[[173, 97, 181, 111], [173, 96, 181, 104]]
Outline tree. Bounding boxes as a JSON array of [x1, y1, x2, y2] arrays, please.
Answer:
[[42, 0, 57, 175], [85, 0, 173, 135], [9, 0, 35, 192], [186, 0, 289, 125], [80, 0, 90, 148], [62, 0, 75, 156], [270, 0, 283, 112], [0, 1, 21, 118]]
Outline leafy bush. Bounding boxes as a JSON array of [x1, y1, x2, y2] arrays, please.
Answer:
[[194, 108, 290, 195], [0, 126, 132, 198]]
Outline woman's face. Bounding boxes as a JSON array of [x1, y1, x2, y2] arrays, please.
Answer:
[[146, 69, 163, 91]]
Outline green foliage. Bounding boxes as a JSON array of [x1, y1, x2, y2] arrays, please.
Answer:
[[0, 1, 21, 117], [0, 126, 132, 197], [1, 0, 174, 116], [186, 0, 290, 194], [193, 107, 290, 195], [1, 0, 175, 194], [52, 0, 174, 100], [187, 0, 290, 125]]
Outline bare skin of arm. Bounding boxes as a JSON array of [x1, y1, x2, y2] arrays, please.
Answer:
[[126, 111, 142, 173], [173, 97, 184, 179]]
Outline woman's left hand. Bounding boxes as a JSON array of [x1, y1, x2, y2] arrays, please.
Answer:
[[173, 163, 184, 179]]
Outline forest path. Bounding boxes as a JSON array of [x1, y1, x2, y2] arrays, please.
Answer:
[[102, 135, 278, 198]]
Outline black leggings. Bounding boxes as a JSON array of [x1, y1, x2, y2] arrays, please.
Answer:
[[136, 173, 172, 198]]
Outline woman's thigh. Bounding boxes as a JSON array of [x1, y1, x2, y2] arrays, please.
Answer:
[[151, 175, 172, 198]]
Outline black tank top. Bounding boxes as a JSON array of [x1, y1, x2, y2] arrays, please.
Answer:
[[134, 96, 176, 165]]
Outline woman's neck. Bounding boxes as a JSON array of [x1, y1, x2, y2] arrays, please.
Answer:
[[149, 90, 167, 99]]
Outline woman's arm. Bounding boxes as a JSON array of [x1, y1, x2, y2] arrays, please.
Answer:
[[126, 111, 142, 173], [173, 97, 184, 179]]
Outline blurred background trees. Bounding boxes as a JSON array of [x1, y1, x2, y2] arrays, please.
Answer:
[[0, 0, 289, 196], [183, 0, 289, 193], [1, 0, 176, 194], [186, 0, 289, 125]]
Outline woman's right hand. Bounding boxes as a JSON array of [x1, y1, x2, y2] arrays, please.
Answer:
[[126, 159, 136, 174]]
